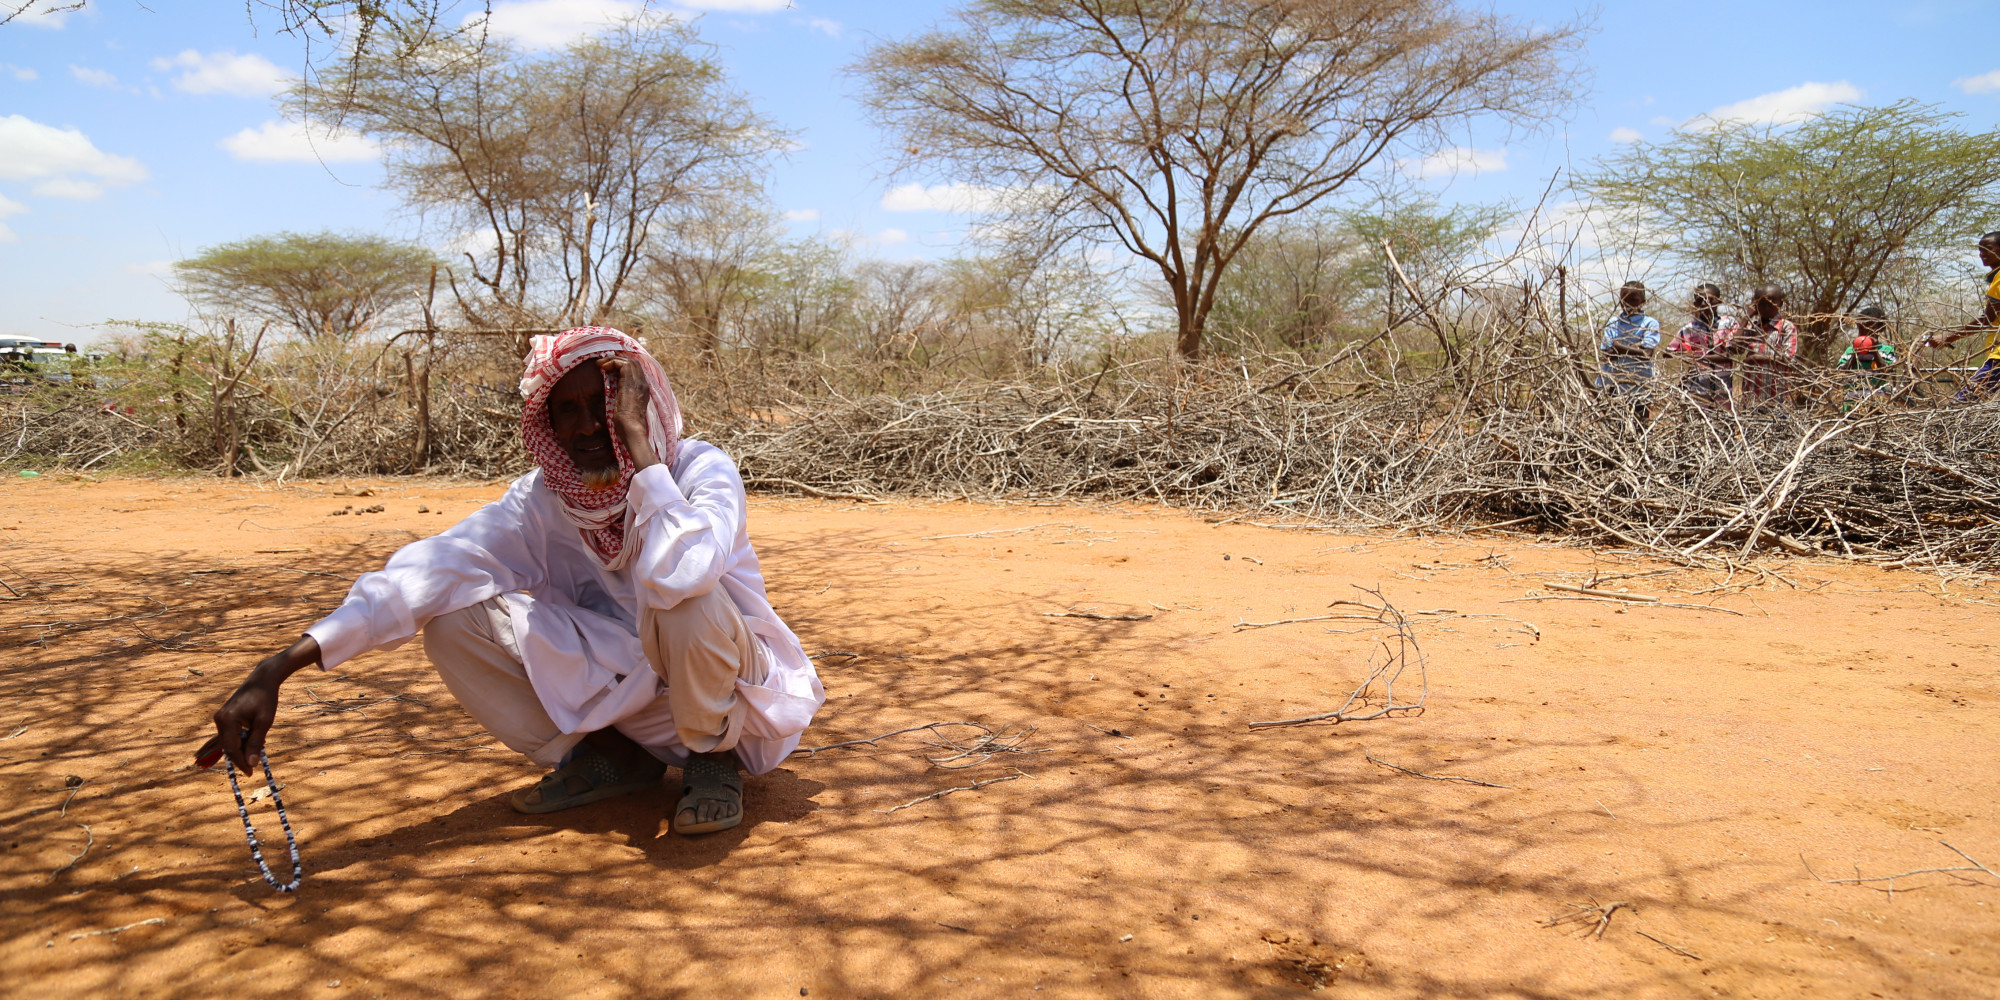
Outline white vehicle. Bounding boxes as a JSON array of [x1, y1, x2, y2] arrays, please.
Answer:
[[0, 339, 86, 390]]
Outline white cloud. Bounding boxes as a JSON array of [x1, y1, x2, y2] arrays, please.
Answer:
[[12, 6, 69, 28], [828, 227, 913, 249], [881, 182, 1016, 213], [32, 177, 110, 199], [1955, 69, 2000, 95], [69, 65, 119, 89], [1398, 147, 1507, 180], [0, 115, 148, 198], [782, 208, 820, 223], [1694, 81, 1862, 127], [220, 119, 380, 164], [9, 64, 39, 82], [1609, 127, 1643, 144], [473, 0, 649, 47], [804, 17, 841, 37], [0, 192, 20, 243], [151, 50, 293, 97]]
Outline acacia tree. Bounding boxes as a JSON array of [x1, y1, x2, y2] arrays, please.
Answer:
[[1207, 197, 1509, 353], [1586, 101, 2000, 364], [172, 231, 438, 340], [744, 239, 857, 358], [640, 189, 782, 358], [855, 0, 1581, 358], [294, 15, 786, 339]]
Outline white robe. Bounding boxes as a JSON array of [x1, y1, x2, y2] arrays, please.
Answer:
[[303, 439, 825, 773]]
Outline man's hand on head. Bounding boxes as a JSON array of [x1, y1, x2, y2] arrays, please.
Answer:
[[598, 356, 660, 472], [211, 634, 321, 772]]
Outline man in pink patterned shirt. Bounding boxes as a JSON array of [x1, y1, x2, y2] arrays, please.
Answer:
[[1737, 284, 1798, 407]]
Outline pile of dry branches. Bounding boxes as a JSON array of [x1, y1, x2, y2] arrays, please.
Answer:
[[710, 353, 2000, 575], [11, 273, 2000, 577], [0, 329, 526, 479]]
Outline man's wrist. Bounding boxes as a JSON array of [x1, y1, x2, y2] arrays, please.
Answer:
[[251, 635, 320, 685], [618, 422, 660, 468]]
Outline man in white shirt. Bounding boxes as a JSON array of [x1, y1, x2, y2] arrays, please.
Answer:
[[209, 327, 824, 835]]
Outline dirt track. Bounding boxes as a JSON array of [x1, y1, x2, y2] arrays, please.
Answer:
[[2, 473, 1996, 999]]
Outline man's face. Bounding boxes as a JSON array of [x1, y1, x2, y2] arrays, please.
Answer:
[[1980, 241, 2000, 270], [547, 362, 618, 487]]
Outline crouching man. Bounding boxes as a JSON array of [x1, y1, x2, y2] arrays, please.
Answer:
[[208, 327, 824, 834]]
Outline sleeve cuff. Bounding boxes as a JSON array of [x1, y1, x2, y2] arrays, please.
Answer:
[[626, 463, 689, 521], [304, 602, 375, 671]]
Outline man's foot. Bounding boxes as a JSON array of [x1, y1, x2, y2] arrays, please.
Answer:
[[673, 751, 743, 835], [509, 737, 667, 814]]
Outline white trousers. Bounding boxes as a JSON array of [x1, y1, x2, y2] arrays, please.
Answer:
[[421, 588, 781, 772]]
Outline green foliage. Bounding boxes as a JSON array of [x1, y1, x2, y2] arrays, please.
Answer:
[[855, 0, 1581, 357], [1585, 101, 2000, 362], [172, 231, 438, 340], [1207, 199, 1510, 355]]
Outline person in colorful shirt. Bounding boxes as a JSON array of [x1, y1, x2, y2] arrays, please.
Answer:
[[1837, 305, 1900, 412], [1924, 232, 2000, 402], [1737, 284, 1799, 407], [1597, 280, 1661, 421], [1667, 282, 1738, 408]]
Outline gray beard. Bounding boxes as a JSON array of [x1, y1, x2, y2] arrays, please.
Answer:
[[578, 463, 621, 491]]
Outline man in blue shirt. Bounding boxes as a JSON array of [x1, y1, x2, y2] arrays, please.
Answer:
[[1599, 280, 1662, 422]]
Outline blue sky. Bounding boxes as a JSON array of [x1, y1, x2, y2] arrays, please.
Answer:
[[1, 0, 1995, 342]]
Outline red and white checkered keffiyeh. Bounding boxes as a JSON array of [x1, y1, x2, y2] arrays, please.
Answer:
[[519, 327, 682, 570]]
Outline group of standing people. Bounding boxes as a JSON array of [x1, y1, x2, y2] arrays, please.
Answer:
[[1595, 281, 1809, 418], [1595, 232, 2000, 417]]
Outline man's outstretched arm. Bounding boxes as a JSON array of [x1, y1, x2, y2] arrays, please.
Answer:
[[212, 634, 321, 772], [1930, 296, 2000, 348]]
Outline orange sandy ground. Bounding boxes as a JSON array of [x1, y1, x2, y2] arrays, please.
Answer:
[[1, 474, 1995, 1000]]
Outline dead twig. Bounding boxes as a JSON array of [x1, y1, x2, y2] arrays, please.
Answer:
[[1634, 929, 1702, 961], [743, 477, 885, 503], [47, 823, 92, 880], [1235, 613, 1383, 630], [1249, 587, 1426, 728], [1546, 583, 1660, 602], [792, 722, 985, 758], [1042, 611, 1152, 621], [1503, 595, 1744, 615], [1801, 842, 2000, 889], [1540, 899, 1632, 939], [69, 918, 166, 940], [1363, 750, 1511, 788], [922, 725, 1048, 769], [877, 771, 1027, 814]]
